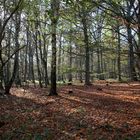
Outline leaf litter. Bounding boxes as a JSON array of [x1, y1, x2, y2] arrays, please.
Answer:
[[0, 81, 140, 140]]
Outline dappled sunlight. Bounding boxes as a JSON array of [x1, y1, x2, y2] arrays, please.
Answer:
[[61, 93, 92, 105], [1, 83, 140, 139], [1, 0, 140, 139], [61, 85, 140, 104], [11, 88, 56, 105]]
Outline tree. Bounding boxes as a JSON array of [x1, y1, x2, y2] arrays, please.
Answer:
[[0, 0, 24, 94], [49, 0, 60, 96], [79, 1, 92, 85], [5, 11, 21, 94]]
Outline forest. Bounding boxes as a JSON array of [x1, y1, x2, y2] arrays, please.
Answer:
[[0, 0, 140, 139]]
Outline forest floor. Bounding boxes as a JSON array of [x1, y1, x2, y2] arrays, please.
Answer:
[[0, 81, 140, 140]]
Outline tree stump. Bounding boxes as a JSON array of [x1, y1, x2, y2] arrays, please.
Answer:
[[68, 82, 72, 85], [67, 82, 73, 93], [68, 89, 73, 94]]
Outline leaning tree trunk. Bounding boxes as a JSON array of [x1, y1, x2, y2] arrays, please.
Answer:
[[5, 12, 21, 94]]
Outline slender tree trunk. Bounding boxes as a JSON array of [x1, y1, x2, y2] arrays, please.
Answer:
[[117, 25, 121, 81], [68, 29, 72, 83], [43, 44, 49, 86], [136, 1, 140, 78], [79, 46, 83, 83], [42, 16, 50, 86], [6, 27, 11, 84], [50, 24, 57, 95], [97, 47, 101, 79], [42, 15, 50, 86], [28, 41, 35, 84], [35, 22, 43, 88], [0, 68, 3, 90], [39, 30, 49, 87], [58, 34, 62, 81], [42, 39, 50, 87], [0, 21, 4, 90], [90, 48, 94, 82], [62, 45, 65, 83], [100, 45, 105, 80], [15, 52, 21, 87], [24, 26, 29, 82]]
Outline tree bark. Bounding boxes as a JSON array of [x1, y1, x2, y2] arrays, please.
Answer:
[[58, 34, 62, 81], [68, 29, 72, 83], [127, 2, 137, 81], [35, 22, 43, 88], [49, 0, 60, 96], [81, 14, 90, 85], [117, 25, 121, 81]]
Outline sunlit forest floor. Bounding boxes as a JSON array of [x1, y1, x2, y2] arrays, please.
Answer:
[[0, 81, 140, 140]]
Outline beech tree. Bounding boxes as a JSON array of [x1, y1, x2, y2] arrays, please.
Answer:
[[49, 0, 60, 96], [0, 0, 139, 96]]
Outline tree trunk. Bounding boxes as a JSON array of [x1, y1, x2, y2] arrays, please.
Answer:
[[5, 12, 21, 94], [81, 15, 90, 85], [49, 0, 60, 96], [28, 41, 35, 84], [24, 26, 29, 82], [127, 2, 137, 81], [68, 29, 72, 83], [0, 67, 3, 90], [97, 47, 101, 79], [39, 29, 49, 87], [0, 21, 4, 90], [136, 1, 140, 77], [35, 22, 43, 88], [58, 34, 62, 81], [117, 25, 121, 81], [127, 25, 137, 81]]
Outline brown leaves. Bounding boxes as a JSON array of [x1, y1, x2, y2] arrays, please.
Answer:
[[0, 82, 140, 139]]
